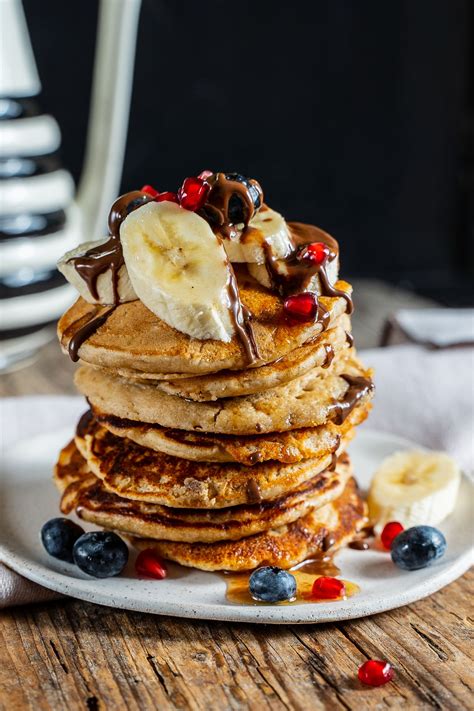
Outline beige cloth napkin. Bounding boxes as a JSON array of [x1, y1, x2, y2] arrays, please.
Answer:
[[1, 344, 473, 608]]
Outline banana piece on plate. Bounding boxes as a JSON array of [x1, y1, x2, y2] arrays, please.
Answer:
[[57, 240, 137, 304], [222, 207, 293, 264], [368, 450, 461, 532], [121, 201, 235, 342]]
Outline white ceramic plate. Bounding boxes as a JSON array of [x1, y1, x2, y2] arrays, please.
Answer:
[[0, 397, 472, 624]]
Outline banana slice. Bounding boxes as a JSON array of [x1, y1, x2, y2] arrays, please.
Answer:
[[368, 450, 461, 532], [222, 207, 293, 264], [121, 201, 235, 341], [57, 239, 137, 304], [248, 253, 339, 293]]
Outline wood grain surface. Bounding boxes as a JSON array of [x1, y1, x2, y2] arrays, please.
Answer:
[[1, 281, 472, 711]]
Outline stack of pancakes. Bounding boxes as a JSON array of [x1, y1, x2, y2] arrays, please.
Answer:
[[55, 272, 373, 571]]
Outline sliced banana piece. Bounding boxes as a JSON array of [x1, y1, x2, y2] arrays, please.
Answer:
[[248, 253, 339, 293], [222, 207, 293, 264], [368, 450, 461, 532], [121, 201, 235, 342], [57, 239, 136, 304]]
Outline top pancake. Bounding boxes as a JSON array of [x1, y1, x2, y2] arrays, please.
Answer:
[[58, 269, 352, 374]]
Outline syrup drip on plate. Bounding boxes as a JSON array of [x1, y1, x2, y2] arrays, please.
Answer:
[[224, 557, 359, 606]]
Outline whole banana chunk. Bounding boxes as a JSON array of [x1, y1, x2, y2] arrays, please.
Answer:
[[368, 450, 461, 532], [57, 239, 136, 304], [222, 207, 293, 264], [121, 201, 235, 341]]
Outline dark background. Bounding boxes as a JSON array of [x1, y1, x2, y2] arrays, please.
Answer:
[[24, 0, 473, 305]]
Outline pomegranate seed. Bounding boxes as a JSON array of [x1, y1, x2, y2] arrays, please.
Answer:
[[381, 521, 404, 550], [312, 576, 346, 600], [156, 191, 179, 204], [135, 549, 167, 579], [299, 242, 330, 265], [198, 169, 213, 180], [141, 184, 159, 198], [178, 176, 210, 211], [358, 660, 394, 686], [284, 292, 318, 323]]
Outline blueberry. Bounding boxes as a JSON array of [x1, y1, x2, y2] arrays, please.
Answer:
[[73, 531, 129, 578], [249, 566, 297, 602], [224, 172, 262, 223], [41, 518, 84, 562], [391, 526, 447, 571]]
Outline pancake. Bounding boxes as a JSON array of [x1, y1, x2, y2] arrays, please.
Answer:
[[129, 477, 367, 571], [74, 415, 352, 508], [76, 351, 374, 435], [54, 441, 354, 543], [91, 402, 369, 464], [58, 269, 351, 374], [110, 318, 351, 401]]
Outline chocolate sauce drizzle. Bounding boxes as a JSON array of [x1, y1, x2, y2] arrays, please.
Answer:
[[262, 221, 353, 315], [322, 344, 335, 369], [65, 191, 153, 361], [322, 533, 336, 552], [349, 540, 370, 551], [197, 174, 263, 363], [64, 176, 349, 366], [201, 172, 263, 236], [68, 191, 153, 304], [317, 303, 331, 332], [246, 479, 263, 504], [226, 263, 260, 364], [328, 451, 338, 471], [67, 306, 116, 362], [332, 374, 374, 425]]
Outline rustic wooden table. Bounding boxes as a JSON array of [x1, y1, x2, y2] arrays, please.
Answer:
[[1, 281, 472, 711]]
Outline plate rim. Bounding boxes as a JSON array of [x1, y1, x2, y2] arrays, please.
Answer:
[[0, 527, 472, 624]]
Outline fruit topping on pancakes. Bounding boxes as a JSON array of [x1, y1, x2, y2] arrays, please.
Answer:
[[58, 172, 351, 358]]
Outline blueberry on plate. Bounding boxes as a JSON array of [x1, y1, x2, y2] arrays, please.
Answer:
[[73, 531, 129, 578], [249, 566, 297, 602], [41, 518, 84, 562], [391, 525, 447, 571]]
